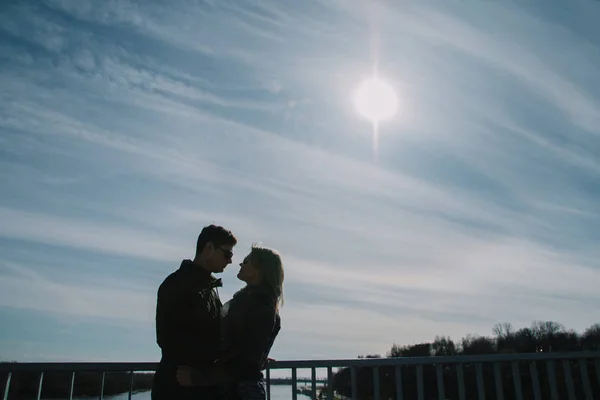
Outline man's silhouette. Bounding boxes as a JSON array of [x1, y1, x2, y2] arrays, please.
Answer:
[[152, 224, 237, 400]]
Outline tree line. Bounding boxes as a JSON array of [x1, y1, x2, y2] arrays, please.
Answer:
[[331, 321, 600, 399]]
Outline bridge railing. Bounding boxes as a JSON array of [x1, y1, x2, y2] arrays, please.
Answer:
[[0, 362, 156, 400], [2, 351, 600, 400], [269, 351, 600, 400]]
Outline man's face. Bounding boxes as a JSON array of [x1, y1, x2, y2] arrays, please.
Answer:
[[207, 242, 234, 273]]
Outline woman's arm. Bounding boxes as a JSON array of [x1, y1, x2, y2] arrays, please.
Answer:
[[227, 305, 279, 380]]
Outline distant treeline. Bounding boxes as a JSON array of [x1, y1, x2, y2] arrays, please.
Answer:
[[331, 321, 600, 400], [0, 367, 154, 399]]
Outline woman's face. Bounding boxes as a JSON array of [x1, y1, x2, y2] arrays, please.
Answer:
[[237, 255, 262, 285]]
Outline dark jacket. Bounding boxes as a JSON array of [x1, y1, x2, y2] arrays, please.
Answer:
[[152, 260, 222, 399], [220, 284, 281, 382]]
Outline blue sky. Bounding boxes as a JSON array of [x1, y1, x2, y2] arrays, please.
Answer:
[[1, 0, 600, 363]]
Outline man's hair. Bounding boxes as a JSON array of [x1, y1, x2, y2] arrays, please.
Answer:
[[196, 224, 237, 256]]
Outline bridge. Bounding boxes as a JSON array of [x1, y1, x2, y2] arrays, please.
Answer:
[[2, 351, 600, 399]]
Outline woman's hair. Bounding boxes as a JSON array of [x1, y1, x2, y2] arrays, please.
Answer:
[[250, 243, 284, 310]]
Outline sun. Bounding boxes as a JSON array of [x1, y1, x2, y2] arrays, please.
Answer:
[[353, 76, 398, 123]]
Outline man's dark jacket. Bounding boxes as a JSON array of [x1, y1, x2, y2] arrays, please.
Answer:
[[151, 259, 222, 400]]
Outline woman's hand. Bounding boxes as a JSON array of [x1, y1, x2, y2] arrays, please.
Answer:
[[261, 357, 275, 370], [176, 365, 194, 387]]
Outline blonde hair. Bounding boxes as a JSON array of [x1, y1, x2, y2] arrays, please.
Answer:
[[250, 244, 284, 310]]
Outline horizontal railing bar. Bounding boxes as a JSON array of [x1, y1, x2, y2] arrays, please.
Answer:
[[1, 351, 600, 372], [0, 362, 159, 373], [268, 351, 600, 369]]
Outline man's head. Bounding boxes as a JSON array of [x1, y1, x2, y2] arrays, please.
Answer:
[[194, 224, 237, 273]]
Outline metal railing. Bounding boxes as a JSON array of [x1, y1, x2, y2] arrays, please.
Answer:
[[1, 362, 156, 400], [2, 351, 600, 400], [272, 351, 600, 399]]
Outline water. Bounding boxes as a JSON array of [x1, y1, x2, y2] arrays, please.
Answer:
[[49, 386, 310, 400]]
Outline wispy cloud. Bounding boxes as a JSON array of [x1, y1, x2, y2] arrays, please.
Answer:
[[1, 0, 599, 361], [0, 261, 155, 323]]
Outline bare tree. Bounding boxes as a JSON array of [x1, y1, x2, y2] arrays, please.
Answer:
[[530, 320, 565, 339], [492, 322, 514, 339]]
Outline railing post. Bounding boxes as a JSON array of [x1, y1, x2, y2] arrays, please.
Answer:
[[291, 367, 298, 400], [350, 366, 357, 400], [578, 358, 593, 400], [435, 364, 444, 400], [327, 366, 333, 400], [128, 370, 134, 400], [511, 361, 523, 400], [265, 367, 270, 400], [394, 365, 403, 400], [2, 372, 11, 400], [36, 371, 44, 400], [416, 364, 424, 400], [68, 371, 75, 400], [311, 367, 317, 400], [493, 362, 504, 400], [99, 371, 105, 400], [529, 361, 541, 400], [456, 363, 466, 400], [546, 360, 559, 400], [373, 366, 380, 400], [562, 359, 576, 400], [475, 363, 485, 400]]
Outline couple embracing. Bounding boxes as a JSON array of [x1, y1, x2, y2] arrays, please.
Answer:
[[151, 225, 284, 400]]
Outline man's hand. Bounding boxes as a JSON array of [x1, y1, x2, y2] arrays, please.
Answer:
[[176, 365, 194, 387]]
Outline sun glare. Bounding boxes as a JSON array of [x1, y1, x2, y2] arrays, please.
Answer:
[[353, 77, 398, 123]]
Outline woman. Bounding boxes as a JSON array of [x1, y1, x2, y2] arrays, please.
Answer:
[[177, 244, 284, 400]]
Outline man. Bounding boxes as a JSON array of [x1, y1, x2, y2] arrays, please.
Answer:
[[152, 224, 237, 400]]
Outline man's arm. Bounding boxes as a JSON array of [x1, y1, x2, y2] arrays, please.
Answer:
[[176, 364, 232, 387]]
